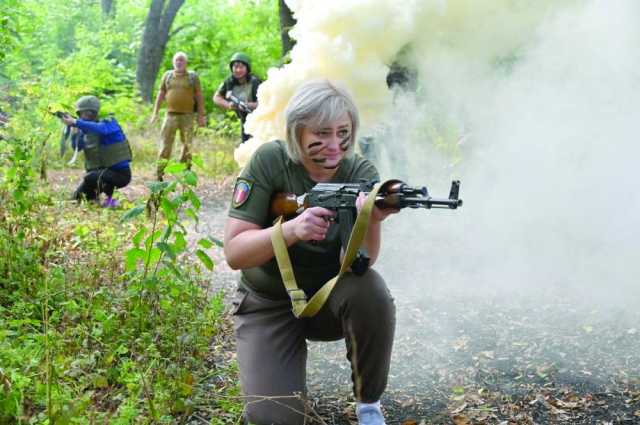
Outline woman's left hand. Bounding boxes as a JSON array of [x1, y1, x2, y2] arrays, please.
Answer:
[[356, 192, 400, 222]]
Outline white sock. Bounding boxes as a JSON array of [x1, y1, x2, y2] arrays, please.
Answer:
[[356, 400, 381, 412]]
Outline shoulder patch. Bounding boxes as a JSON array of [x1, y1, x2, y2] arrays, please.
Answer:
[[232, 178, 253, 208]]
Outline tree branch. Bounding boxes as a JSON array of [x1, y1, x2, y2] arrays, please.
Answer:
[[169, 23, 197, 39]]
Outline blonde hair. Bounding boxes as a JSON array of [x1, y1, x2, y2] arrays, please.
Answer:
[[284, 79, 359, 163]]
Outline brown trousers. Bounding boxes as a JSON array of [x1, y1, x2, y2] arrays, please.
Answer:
[[232, 269, 396, 425], [157, 112, 194, 179]]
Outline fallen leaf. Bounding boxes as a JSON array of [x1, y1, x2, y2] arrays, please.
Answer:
[[451, 403, 468, 414], [555, 400, 579, 409], [452, 414, 471, 425]]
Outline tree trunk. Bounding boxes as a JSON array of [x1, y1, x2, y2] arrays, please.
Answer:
[[101, 0, 115, 17], [136, 0, 186, 103], [278, 0, 296, 58]]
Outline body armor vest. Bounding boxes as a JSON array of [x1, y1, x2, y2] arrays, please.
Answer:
[[83, 133, 132, 171]]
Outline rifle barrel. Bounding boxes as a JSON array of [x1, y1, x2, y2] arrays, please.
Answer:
[[426, 197, 463, 209], [376, 195, 462, 209]]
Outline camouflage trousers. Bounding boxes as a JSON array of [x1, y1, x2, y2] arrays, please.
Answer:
[[157, 112, 194, 179]]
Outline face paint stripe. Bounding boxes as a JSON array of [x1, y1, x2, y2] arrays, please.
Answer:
[[339, 137, 350, 152]]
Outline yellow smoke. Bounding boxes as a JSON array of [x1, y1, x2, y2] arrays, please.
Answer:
[[235, 0, 573, 167]]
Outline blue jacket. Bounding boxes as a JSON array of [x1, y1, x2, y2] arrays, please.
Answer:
[[72, 118, 131, 170]]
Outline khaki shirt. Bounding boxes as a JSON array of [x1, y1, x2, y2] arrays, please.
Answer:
[[228, 140, 379, 299], [162, 71, 200, 114]]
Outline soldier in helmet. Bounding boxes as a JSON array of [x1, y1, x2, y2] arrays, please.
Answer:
[[151, 51, 206, 181], [213, 52, 262, 143], [60, 95, 132, 207]]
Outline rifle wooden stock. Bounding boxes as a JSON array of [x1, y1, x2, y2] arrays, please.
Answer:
[[270, 192, 304, 218]]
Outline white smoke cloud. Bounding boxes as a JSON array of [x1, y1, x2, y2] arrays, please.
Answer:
[[240, 0, 572, 165], [379, 0, 640, 303], [238, 0, 639, 303], [273, 1, 640, 405], [237, 0, 420, 165]]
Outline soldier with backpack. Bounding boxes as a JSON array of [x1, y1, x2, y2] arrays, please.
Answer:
[[213, 52, 262, 144], [150, 51, 206, 181]]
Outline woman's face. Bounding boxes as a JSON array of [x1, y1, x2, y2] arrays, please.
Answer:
[[299, 112, 352, 171]]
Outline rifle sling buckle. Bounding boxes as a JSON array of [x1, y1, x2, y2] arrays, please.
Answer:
[[287, 289, 308, 302]]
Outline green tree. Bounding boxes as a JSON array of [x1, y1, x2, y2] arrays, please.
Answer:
[[136, 0, 186, 103], [101, 0, 116, 17], [278, 0, 296, 58]]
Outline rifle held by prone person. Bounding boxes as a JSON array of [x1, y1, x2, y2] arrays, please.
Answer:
[[270, 179, 463, 275]]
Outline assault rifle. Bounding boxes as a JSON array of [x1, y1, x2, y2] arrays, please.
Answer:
[[225, 92, 252, 113], [50, 110, 71, 119], [270, 179, 463, 275], [49, 109, 79, 163]]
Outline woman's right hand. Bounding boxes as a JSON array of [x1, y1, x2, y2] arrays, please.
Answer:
[[287, 207, 336, 242]]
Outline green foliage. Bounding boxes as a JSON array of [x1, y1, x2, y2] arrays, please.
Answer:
[[2, 0, 144, 131], [0, 1, 283, 417], [129, 133, 240, 179], [2, 0, 282, 177], [121, 160, 217, 276], [0, 135, 242, 422], [167, 0, 281, 86], [0, 0, 23, 64], [1, 0, 282, 140], [160, 0, 282, 134]]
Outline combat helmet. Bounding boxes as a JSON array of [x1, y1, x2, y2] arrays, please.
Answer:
[[75, 95, 101, 114], [229, 52, 251, 73]]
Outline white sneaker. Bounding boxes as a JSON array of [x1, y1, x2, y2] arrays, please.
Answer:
[[356, 402, 386, 425]]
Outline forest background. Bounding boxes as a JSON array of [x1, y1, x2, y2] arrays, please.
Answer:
[[0, 0, 293, 423], [3, 0, 640, 424]]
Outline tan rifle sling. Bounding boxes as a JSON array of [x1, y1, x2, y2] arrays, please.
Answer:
[[271, 182, 383, 318]]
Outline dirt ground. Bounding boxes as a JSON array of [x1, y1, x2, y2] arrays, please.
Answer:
[[48, 170, 640, 424]]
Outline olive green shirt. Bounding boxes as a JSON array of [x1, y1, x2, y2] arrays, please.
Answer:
[[228, 140, 379, 299]]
